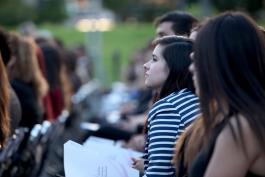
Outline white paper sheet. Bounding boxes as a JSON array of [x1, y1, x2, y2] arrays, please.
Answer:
[[64, 140, 142, 177], [83, 136, 115, 146]]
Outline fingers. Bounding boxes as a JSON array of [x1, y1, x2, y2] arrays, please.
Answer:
[[131, 158, 144, 173], [131, 157, 138, 167]]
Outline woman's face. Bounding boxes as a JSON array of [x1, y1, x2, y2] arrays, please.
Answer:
[[189, 52, 199, 95], [143, 44, 169, 91]]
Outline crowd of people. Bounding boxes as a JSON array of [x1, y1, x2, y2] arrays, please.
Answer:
[[0, 25, 89, 176], [0, 8, 265, 177], [122, 11, 265, 177]]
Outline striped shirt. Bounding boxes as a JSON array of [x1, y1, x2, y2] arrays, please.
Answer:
[[143, 89, 200, 177]]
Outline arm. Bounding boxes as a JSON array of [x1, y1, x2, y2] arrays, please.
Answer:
[[204, 116, 260, 177]]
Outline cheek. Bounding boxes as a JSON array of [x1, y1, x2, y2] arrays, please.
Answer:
[[160, 68, 169, 81], [158, 65, 169, 85], [146, 65, 168, 88]]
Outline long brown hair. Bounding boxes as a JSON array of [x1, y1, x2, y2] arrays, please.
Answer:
[[0, 54, 10, 147], [173, 117, 205, 169], [174, 11, 265, 172], [9, 34, 48, 103]]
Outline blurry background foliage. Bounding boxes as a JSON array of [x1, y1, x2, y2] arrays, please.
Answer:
[[0, 0, 67, 25], [0, 0, 265, 83], [1, 0, 264, 28]]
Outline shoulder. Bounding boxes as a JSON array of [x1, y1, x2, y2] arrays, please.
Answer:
[[150, 89, 199, 116], [217, 115, 261, 163], [169, 89, 200, 122], [153, 89, 198, 106], [148, 93, 180, 122], [203, 115, 262, 177], [168, 89, 199, 108], [149, 91, 180, 114]]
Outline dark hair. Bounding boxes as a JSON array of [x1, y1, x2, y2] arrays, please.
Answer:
[[195, 11, 265, 146], [155, 11, 198, 36], [155, 36, 194, 99], [0, 27, 11, 66], [40, 44, 61, 90]]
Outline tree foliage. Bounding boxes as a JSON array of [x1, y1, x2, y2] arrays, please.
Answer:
[[36, 0, 68, 23], [103, 0, 175, 21], [0, 0, 36, 26], [211, 0, 264, 14], [0, 0, 67, 26]]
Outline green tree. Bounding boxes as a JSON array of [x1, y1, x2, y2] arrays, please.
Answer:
[[0, 0, 36, 26], [36, 0, 67, 23], [103, 0, 175, 21], [211, 0, 264, 14]]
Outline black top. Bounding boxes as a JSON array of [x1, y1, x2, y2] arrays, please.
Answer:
[[9, 88, 22, 134], [11, 79, 41, 130], [188, 120, 263, 177]]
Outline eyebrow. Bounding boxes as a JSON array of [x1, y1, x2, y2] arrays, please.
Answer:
[[157, 32, 166, 37], [152, 54, 158, 59]]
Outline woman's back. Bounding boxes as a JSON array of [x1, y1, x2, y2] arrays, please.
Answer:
[[144, 89, 200, 177]]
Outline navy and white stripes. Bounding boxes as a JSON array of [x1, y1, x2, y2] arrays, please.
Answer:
[[143, 89, 200, 177]]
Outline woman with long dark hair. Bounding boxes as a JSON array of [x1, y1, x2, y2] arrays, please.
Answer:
[[174, 11, 265, 177], [133, 36, 200, 177]]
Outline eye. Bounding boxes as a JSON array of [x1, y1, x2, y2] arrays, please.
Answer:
[[157, 33, 164, 38], [152, 56, 157, 62]]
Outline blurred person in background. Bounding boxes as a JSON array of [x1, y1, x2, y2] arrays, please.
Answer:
[[63, 49, 82, 94], [154, 11, 198, 38], [53, 38, 77, 111], [8, 34, 48, 129], [74, 45, 92, 84], [0, 27, 21, 134], [37, 39, 64, 119], [35, 41, 55, 121], [18, 24, 55, 121]]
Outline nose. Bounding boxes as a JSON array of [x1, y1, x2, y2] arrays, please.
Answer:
[[143, 61, 150, 71]]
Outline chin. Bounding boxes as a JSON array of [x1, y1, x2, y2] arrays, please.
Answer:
[[145, 83, 151, 88], [195, 89, 200, 96], [145, 80, 150, 86]]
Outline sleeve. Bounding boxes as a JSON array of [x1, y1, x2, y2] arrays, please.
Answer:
[[144, 102, 179, 177]]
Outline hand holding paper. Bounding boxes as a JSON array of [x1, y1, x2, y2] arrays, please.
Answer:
[[64, 138, 143, 177]]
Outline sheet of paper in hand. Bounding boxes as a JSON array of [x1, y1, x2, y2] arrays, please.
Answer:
[[64, 140, 142, 177]]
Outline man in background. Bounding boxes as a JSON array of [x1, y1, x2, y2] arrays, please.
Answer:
[[155, 11, 198, 38]]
